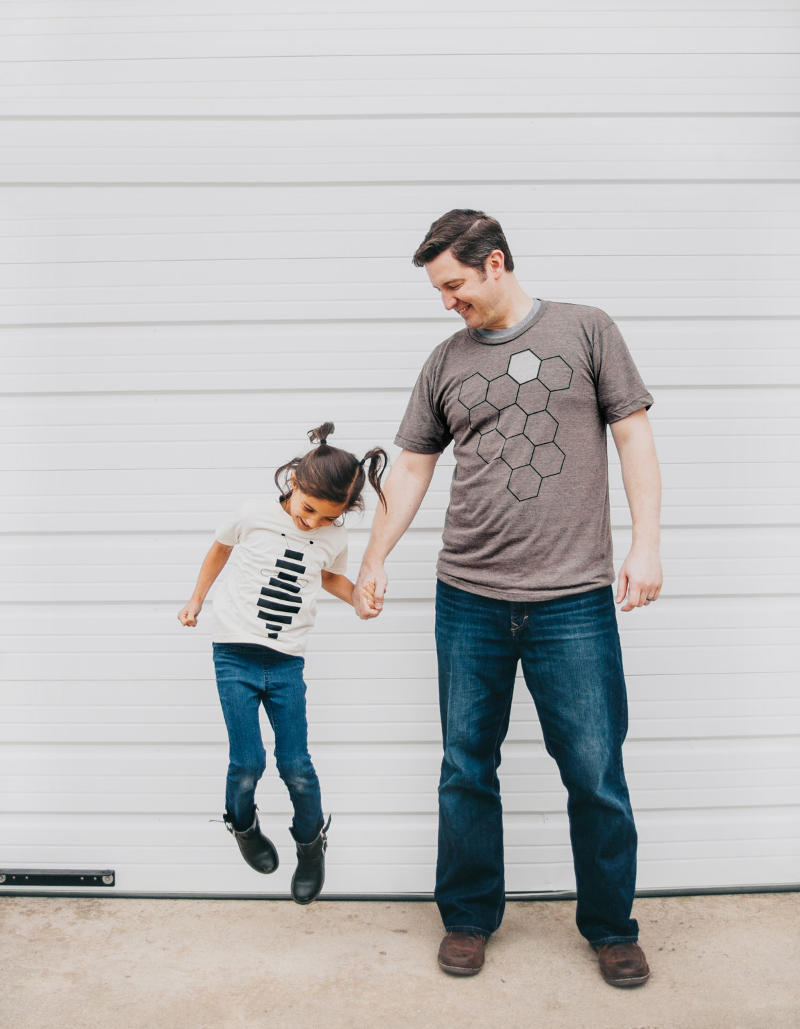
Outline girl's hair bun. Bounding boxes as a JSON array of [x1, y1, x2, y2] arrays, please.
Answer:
[[308, 422, 335, 447]]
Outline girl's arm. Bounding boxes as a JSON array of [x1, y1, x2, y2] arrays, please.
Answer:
[[177, 541, 233, 626], [320, 570, 358, 607]]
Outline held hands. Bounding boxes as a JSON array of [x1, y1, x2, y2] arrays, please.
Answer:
[[353, 566, 387, 620], [177, 599, 203, 627], [616, 545, 663, 613]]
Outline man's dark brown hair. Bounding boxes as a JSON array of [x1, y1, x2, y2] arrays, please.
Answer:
[[412, 209, 515, 273]]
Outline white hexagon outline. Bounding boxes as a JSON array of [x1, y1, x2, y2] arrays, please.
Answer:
[[507, 349, 541, 384]]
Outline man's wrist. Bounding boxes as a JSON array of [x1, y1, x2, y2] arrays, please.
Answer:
[[631, 528, 660, 550], [360, 553, 387, 577]]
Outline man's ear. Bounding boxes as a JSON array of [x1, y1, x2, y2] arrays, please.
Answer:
[[487, 249, 506, 279]]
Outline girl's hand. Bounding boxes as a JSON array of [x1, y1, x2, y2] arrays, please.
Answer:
[[354, 569, 385, 619], [362, 579, 377, 613], [178, 599, 202, 626]]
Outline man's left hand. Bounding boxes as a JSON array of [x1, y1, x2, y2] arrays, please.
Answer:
[[616, 546, 663, 612]]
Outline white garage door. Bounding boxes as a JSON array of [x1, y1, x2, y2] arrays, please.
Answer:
[[1, 1, 798, 897]]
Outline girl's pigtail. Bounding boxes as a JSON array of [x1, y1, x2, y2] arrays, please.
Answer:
[[273, 458, 296, 499], [308, 422, 335, 449], [276, 423, 336, 499], [360, 447, 389, 511]]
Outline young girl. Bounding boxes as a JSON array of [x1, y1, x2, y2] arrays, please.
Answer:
[[178, 423, 387, 904]]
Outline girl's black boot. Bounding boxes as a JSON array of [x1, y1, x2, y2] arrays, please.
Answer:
[[289, 815, 331, 904], [223, 809, 279, 874]]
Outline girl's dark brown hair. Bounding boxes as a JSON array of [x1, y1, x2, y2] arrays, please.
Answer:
[[274, 422, 388, 514]]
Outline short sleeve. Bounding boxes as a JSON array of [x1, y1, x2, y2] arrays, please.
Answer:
[[326, 541, 348, 575], [214, 508, 243, 546], [593, 319, 654, 424], [394, 352, 452, 454]]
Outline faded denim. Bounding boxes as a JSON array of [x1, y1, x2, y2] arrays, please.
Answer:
[[434, 580, 639, 946], [212, 642, 323, 843]]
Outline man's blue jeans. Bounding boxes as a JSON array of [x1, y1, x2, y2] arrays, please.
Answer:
[[434, 580, 639, 946], [212, 642, 323, 843]]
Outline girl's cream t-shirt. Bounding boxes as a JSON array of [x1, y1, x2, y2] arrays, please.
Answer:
[[211, 496, 348, 656]]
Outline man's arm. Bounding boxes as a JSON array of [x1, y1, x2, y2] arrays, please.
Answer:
[[353, 449, 441, 619], [609, 408, 663, 613]]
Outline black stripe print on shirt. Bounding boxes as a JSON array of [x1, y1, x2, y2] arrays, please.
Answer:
[[258, 544, 307, 640], [276, 557, 305, 574]]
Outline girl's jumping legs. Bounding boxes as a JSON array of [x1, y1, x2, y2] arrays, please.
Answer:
[[213, 643, 280, 873], [259, 649, 329, 903], [213, 641, 329, 900]]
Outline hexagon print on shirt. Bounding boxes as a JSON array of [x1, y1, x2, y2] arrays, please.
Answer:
[[457, 348, 573, 501]]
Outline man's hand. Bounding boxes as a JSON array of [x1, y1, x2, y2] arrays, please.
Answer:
[[353, 449, 440, 621], [354, 566, 386, 619], [177, 599, 203, 626], [616, 545, 662, 612]]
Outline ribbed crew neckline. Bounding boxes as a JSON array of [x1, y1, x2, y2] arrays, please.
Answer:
[[469, 299, 545, 345]]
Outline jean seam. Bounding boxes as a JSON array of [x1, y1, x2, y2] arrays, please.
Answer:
[[489, 687, 514, 932]]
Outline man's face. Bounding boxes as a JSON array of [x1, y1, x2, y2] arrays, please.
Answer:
[[425, 248, 504, 330]]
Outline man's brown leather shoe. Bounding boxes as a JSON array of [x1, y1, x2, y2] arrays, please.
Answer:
[[596, 942, 650, 987], [437, 931, 487, 976]]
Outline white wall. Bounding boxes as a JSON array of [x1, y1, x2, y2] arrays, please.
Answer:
[[1, 0, 798, 896]]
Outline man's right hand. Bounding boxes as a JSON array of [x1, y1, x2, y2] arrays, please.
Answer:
[[351, 449, 440, 620], [353, 566, 387, 619]]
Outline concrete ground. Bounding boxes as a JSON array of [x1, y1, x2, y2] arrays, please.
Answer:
[[1, 893, 798, 1029]]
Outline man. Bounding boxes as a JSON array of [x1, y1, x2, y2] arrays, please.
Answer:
[[354, 210, 661, 987]]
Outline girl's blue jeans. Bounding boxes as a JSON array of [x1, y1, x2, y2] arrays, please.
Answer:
[[212, 642, 323, 844], [434, 580, 639, 946]]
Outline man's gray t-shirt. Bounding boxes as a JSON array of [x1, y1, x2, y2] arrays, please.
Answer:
[[395, 300, 653, 602]]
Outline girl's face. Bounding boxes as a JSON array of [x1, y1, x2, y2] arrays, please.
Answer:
[[282, 481, 347, 532]]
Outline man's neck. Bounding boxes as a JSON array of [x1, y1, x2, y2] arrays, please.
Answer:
[[488, 286, 535, 331]]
